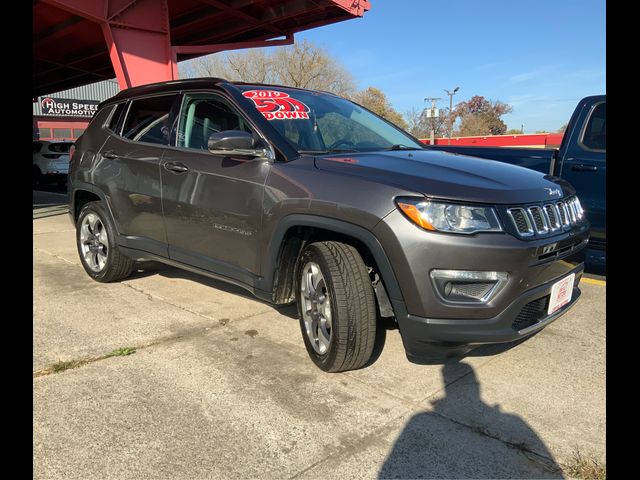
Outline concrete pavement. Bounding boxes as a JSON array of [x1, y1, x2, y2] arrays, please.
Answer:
[[33, 209, 605, 479]]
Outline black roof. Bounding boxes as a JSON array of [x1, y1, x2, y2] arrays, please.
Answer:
[[101, 78, 229, 106], [99, 77, 340, 108]]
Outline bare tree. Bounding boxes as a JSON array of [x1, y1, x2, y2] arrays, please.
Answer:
[[226, 49, 273, 83], [405, 107, 449, 139], [271, 40, 356, 96], [180, 39, 356, 96]]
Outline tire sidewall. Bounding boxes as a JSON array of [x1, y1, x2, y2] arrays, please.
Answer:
[[33, 166, 42, 189], [76, 202, 118, 281], [296, 245, 340, 371]]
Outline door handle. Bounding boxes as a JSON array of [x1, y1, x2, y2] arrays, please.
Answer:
[[571, 164, 598, 172], [102, 150, 118, 159], [163, 162, 189, 173]]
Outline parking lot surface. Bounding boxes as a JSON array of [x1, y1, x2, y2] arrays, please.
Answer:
[[33, 194, 605, 479]]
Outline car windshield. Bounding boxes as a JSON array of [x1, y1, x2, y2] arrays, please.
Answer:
[[237, 86, 424, 153]]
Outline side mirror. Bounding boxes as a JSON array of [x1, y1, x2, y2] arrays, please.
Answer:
[[207, 130, 273, 160]]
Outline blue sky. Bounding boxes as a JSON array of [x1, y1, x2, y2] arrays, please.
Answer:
[[293, 0, 606, 132]]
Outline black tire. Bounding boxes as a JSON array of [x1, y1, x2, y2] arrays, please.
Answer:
[[76, 201, 135, 283], [33, 166, 42, 190], [296, 241, 377, 372]]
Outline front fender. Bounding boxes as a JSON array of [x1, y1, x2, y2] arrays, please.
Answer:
[[256, 214, 405, 307]]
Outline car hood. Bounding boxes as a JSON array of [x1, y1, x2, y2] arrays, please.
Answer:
[[314, 149, 573, 204]]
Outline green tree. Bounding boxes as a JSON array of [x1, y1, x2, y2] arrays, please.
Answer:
[[453, 95, 513, 136], [352, 86, 408, 129], [558, 123, 568, 133]]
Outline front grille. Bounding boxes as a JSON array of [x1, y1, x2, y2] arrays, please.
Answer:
[[543, 204, 560, 230], [556, 201, 569, 226], [507, 208, 533, 236], [512, 296, 549, 331], [528, 206, 548, 233], [506, 196, 585, 239]]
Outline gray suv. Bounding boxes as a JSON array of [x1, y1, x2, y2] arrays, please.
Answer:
[[68, 78, 589, 372]]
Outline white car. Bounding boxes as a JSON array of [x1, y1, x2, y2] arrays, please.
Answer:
[[33, 140, 73, 189]]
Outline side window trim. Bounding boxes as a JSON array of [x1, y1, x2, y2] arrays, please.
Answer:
[[118, 101, 132, 136], [172, 93, 187, 148], [171, 89, 272, 155], [104, 101, 128, 136], [577, 100, 606, 153]]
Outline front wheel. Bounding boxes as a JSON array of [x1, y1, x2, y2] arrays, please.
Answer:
[[76, 201, 135, 282], [296, 241, 377, 372]]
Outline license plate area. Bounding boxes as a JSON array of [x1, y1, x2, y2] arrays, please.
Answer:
[[547, 273, 575, 315]]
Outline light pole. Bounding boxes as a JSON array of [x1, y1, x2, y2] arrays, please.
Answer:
[[444, 87, 459, 145]]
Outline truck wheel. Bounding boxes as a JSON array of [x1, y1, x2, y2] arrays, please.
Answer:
[[296, 241, 377, 372], [76, 201, 135, 283]]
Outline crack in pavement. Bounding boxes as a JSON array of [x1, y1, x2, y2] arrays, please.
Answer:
[[33, 230, 76, 235], [34, 247, 79, 266]]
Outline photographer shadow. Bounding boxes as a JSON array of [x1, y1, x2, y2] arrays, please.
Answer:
[[378, 361, 564, 479]]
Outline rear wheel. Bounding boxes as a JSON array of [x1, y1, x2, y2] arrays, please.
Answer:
[[32, 166, 42, 189], [296, 241, 377, 372], [76, 201, 135, 282]]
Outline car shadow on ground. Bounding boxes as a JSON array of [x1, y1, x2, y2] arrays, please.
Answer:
[[33, 189, 69, 220], [378, 360, 565, 479], [127, 261, 299, 320]]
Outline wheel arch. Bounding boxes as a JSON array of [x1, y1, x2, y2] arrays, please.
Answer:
[[71, 183, 117, 231], [260, 215, 404, 311]]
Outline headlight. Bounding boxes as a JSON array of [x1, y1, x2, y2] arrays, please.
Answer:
[[396, 197, 502, 234]]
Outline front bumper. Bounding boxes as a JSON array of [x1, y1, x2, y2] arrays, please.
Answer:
[[372, 209, 589, 361], [397, 264, 583, 361]]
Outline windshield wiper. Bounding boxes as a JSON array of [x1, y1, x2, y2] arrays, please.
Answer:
[[298, 148, 358, 154], [385, 144, 423, 151]]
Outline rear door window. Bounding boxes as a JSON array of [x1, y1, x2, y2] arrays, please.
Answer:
[[121, 95, 180, 145], [107, 102, 127, 134], [580, 102, 606, 151]]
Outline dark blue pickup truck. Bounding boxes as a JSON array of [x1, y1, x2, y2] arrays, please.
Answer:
[[428, 95, 606, 274]]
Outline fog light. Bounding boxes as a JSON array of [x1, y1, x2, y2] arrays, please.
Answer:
[[430, 270, 509, 304]]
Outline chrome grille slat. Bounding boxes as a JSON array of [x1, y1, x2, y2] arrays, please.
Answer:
[[567, 200, 577, 223], [556, 202, 567, 226], [528, 206, 549, 234], [543, 204, 560, 231], [507, 196, 583, 238]]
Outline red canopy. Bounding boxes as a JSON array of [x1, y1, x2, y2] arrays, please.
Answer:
[[34, 0, 370, 97]]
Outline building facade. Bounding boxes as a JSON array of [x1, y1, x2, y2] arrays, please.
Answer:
[[33, 80, 120, 141]]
